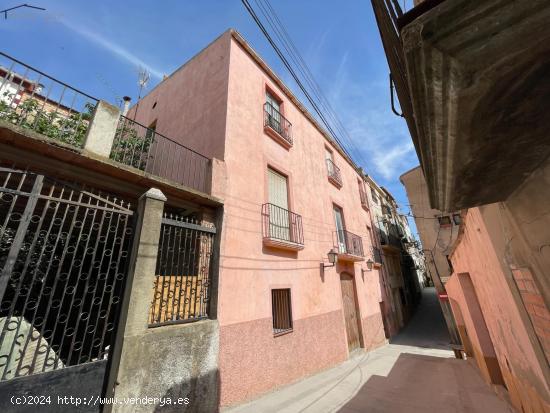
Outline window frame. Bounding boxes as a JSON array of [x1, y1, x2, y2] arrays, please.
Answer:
[[271, 288, 293, 336]]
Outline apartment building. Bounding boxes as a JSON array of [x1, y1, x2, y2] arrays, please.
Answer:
[[122, 29, 400, 406], [373, 0, 550, 411]]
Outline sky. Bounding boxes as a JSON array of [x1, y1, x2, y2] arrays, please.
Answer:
[[0, 0, 420, 233]]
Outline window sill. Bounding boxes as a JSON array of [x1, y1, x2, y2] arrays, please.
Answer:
[[273, 328, 293, 337], [264, 125, 292, 149]]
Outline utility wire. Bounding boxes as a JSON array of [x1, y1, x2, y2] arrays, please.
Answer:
[[241, 0, 368, 171], [257, 0, 371, 173]]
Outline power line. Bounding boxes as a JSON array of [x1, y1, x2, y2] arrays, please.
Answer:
[[241, 0, 366, 169]]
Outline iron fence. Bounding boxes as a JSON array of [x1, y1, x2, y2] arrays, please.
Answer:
[[334, 229, 364, 257], [262, 203, 304, 246], [149, 213, 216, 326], [0, 165, 134, 379], [264, 102, 292, 146], [326, 158, 343, 186], [110, 116, 210, 193], [0, 51, 98, 148]]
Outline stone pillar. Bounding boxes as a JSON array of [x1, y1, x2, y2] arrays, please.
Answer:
[[83, 100, 121, 158], [104, 188, 166, 413], [123, 188, 166, 334]]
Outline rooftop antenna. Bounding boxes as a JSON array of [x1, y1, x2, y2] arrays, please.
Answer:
[[1, 4, 46, 19], [133, 67, 150, 120]]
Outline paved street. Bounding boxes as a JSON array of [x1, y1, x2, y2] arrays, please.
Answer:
[[224, 288, 515, 413]]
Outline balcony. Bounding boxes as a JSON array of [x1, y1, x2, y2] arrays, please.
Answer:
[[372, 246, 383, 268], [264, 102, 292, 148], [359, 187, 369, 210], [326, 158, 343, 188], [262, 203, 304, 251], [372, 0, 550, 211], [379, 227, 402, 250], [0, 52, 212, 195], [334, 229, 364, 262]]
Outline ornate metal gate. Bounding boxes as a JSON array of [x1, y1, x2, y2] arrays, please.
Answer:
[[0, 165, 134, 411]]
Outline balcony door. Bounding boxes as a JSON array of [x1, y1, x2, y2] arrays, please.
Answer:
[[266, 91, 281, 133], [325, 148, 335, 175], [268, 168, 290, 241], [334, 205, 346, 253]]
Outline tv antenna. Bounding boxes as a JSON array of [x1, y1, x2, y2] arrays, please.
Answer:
[[1, 4, 46, 19], [133, 67, 150, 120]]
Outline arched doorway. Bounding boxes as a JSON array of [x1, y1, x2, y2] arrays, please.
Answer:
[[340, 272, 362, 352]]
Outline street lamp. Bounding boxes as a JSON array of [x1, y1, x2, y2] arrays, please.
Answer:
[[366, 258, 374, 271], [321, 248, 338, 269]]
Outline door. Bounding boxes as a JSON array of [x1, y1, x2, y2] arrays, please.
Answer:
[[333, 206, 346, 253], [340, 273, 361, 352], [266, 91, 281, 133], [268, 168, 290, 241], [325, 148, 335, 175]]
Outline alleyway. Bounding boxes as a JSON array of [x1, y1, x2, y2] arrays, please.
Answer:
[[224, 288, 515, 413]]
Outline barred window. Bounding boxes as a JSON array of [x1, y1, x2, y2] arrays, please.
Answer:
[[272, 289, 293, 335]]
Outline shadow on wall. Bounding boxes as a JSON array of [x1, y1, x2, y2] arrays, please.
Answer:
[[153, 369, 220, 413], [337, 353, 514, 413]]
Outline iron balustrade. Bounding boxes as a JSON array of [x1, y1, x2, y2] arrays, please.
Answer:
[[373, 246, 383, 264], [264, 102, 292, 145], [326, 158, 343, 186], [334, 229, 364, 257], [359, 187, 369, 207], [149, 213, 216, 327], [0, 51, 98, 148], [110, 116, 210, 193], [262, 203, 304, 246]]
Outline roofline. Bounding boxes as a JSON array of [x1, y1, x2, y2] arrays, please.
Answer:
[[399, 164, 422, 183], [228, 29, 362, 175]]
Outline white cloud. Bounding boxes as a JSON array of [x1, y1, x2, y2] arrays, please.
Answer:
[[61, 19, 165, 79]]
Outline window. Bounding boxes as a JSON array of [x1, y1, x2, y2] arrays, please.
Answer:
[[272, 289, 292, 335], [266, 91, 281, 113], [452, 214, 461, 225], [334, 205, 346, 252], [438, 215, 452, 226], [267, 168, 290, 241]]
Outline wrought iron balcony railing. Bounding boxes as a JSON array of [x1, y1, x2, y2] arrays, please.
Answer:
[[379, 227, 402, 248], [326, 158, 343, 187], [359, 187, 369, 208], [0, 51, 98, 148], [334, 229, 364, 257], [262, 203, 304, 247], [111, 115, 210, 193], [372, 246, 383, 264], [264, 102, 292, 146]]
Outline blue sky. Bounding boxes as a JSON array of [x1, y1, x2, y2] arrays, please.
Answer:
[[1, 0, 419, 230]]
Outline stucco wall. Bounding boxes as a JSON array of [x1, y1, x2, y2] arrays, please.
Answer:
[[448, 206, 550, 413], [126, 31, 232, 161], [216, 34, 386, 406]]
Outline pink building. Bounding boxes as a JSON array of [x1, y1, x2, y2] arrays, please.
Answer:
[[126, 29, 400, 406]]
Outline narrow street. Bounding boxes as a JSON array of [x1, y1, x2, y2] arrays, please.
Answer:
[[225, 288, 515, 413]]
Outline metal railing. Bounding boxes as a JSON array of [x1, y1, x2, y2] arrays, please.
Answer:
[[326, 158, 343, 186], [379, 227, 402, 248], [110, 116, 210, 193], [359, 187, 369, 207], [262, 203, 304, 246], [149, 213, 216, 326], [0, 51, 98, 148], [334, 229, 364, 257], [373, 246, 383, 264], [264, 102, 292, 145]]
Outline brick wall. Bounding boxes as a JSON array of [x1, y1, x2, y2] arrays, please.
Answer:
[[512, 268, 550, 362]]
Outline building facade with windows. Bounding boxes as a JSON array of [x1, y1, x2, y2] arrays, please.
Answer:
[[124, 29, 396, 406]]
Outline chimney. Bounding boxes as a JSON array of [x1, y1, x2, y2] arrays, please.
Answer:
[[122, 96, 132, 116]]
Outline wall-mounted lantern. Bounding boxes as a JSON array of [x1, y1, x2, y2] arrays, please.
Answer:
[[366, 258, 374, 271], [321, 248, 338, 269]]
